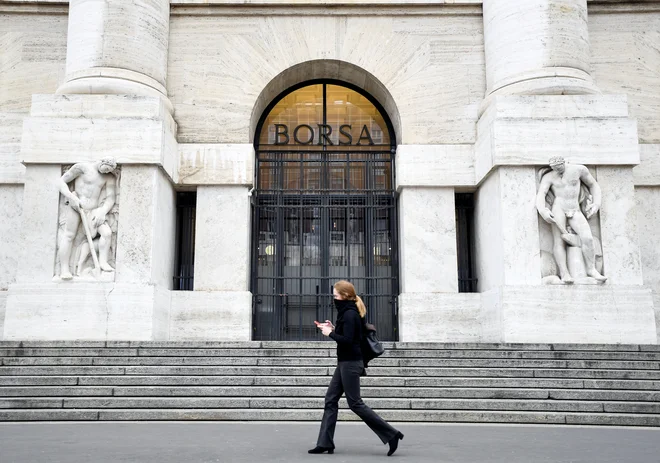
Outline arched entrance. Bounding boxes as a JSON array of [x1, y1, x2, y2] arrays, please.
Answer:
[[251, 80, 399, 341]]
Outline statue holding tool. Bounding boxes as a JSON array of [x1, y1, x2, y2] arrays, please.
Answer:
[[56, 158, 119, 280], [536, 156, 606, 285]]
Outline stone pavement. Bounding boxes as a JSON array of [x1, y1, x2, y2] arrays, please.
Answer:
[[1, 422, 658, 463]]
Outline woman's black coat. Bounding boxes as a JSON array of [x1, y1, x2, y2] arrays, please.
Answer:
[[328, 300, 363, 362]]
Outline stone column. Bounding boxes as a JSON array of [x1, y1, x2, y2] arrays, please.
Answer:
[[57, 0, 171, 109], [3, 0, 176, 341], [482, 0, 598, 109]]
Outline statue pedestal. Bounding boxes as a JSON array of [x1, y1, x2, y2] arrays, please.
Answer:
[[2, 282, 254, 341], [2, 282, 170, 340], [398, 286, 656, 344], [482, 285, 657, 344]]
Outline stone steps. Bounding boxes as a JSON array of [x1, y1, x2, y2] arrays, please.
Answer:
[[1, 341, 659, 425], [3, 397, 659, 413], [3, 365, 660, 378], [0, 409, 659, 426], [4, 356, 660, 368], [2, 385, 660, 401]]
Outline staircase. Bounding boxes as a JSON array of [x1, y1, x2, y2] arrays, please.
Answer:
[[1, 341, 659, 425]]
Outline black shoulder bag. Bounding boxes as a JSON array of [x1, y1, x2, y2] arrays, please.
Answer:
[[361, 322, 385, 368]]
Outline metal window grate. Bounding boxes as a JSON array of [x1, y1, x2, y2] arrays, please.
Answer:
[[173, 192, 196, 291], [456, 193, 477, 293]]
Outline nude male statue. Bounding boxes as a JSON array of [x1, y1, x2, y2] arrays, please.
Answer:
[[536, 156, 607, 284], [57, 158, 118, 280]]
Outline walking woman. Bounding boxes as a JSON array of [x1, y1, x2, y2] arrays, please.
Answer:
[[308, 280, 404, 456]]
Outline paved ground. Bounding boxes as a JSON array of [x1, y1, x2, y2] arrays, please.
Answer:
[[1, 422, 658, 463]]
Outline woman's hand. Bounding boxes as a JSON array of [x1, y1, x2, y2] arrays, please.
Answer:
[[321, 325, 333, 337]]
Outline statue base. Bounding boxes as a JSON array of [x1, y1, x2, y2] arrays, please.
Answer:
[[482, 285, 657, 344], [2, 282, 170, 340], [52, 271, 116, 283]]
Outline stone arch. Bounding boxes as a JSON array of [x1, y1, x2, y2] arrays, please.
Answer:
[[249, 60, 402, 145]]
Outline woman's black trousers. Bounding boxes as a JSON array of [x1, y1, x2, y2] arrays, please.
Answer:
[[316, 360, 399, 448]]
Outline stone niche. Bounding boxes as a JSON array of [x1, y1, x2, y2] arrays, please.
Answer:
[[536, 158, 606, 285], [53, 160, 121, 282]]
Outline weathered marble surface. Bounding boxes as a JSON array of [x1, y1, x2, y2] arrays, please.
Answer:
[[169, 291, 252, 341], [0, 292, 5, 340], [499, 167, 542, 285], [399, 187, 457, 293], [177, 144, 254, 185], [635, 186, 660, 343], [114, 166, 176, 289], [395, 145, 474, 188], [474, 171, 503, 292], [398, 292, 482, 342], [596, 167, 643, 285], [152, 167, 177, 289], [0, 13, 67, 112], [399, 283, 657, 344], [633, 144, 660, 186], [21, 95, 177, 180], [492, 286, 657, 344], [168, 13, 485, 144], [3, 283, 170, 340], [476, 95, 640, 183], [15, 166, 61, 283], [589, 10, 660, 144], [0, 185, 23, 291], [0, 112, 25, 183], [29, 93, 171, 119], [194, 186, 250, 291], [0, 13, 67, 183], [479, 286, 501, 342], [474, 167, 541, 292], [479, 94, 630, 118]]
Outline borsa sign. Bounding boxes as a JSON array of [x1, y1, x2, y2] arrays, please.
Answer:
[[273, 124, 375, 146]]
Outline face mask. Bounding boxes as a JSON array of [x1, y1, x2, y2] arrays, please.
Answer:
[[334, 299, 351, 310]]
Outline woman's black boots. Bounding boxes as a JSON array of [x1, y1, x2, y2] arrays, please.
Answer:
[[387, 432, 404, 456], [308, 446, 334, 454]]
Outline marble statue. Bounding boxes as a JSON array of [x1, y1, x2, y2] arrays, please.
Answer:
[[536, 156, 607, 284], [56, 158, 119, 280]]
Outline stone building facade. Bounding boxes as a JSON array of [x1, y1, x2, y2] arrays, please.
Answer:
[[0, 0, 658, 344]]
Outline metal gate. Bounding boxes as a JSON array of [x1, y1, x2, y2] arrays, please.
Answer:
[[251, 148, 399, 341]]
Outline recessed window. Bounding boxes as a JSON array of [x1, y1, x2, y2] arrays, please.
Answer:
[[173, 192, 196, 291], [455, 193, 477, 292]]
